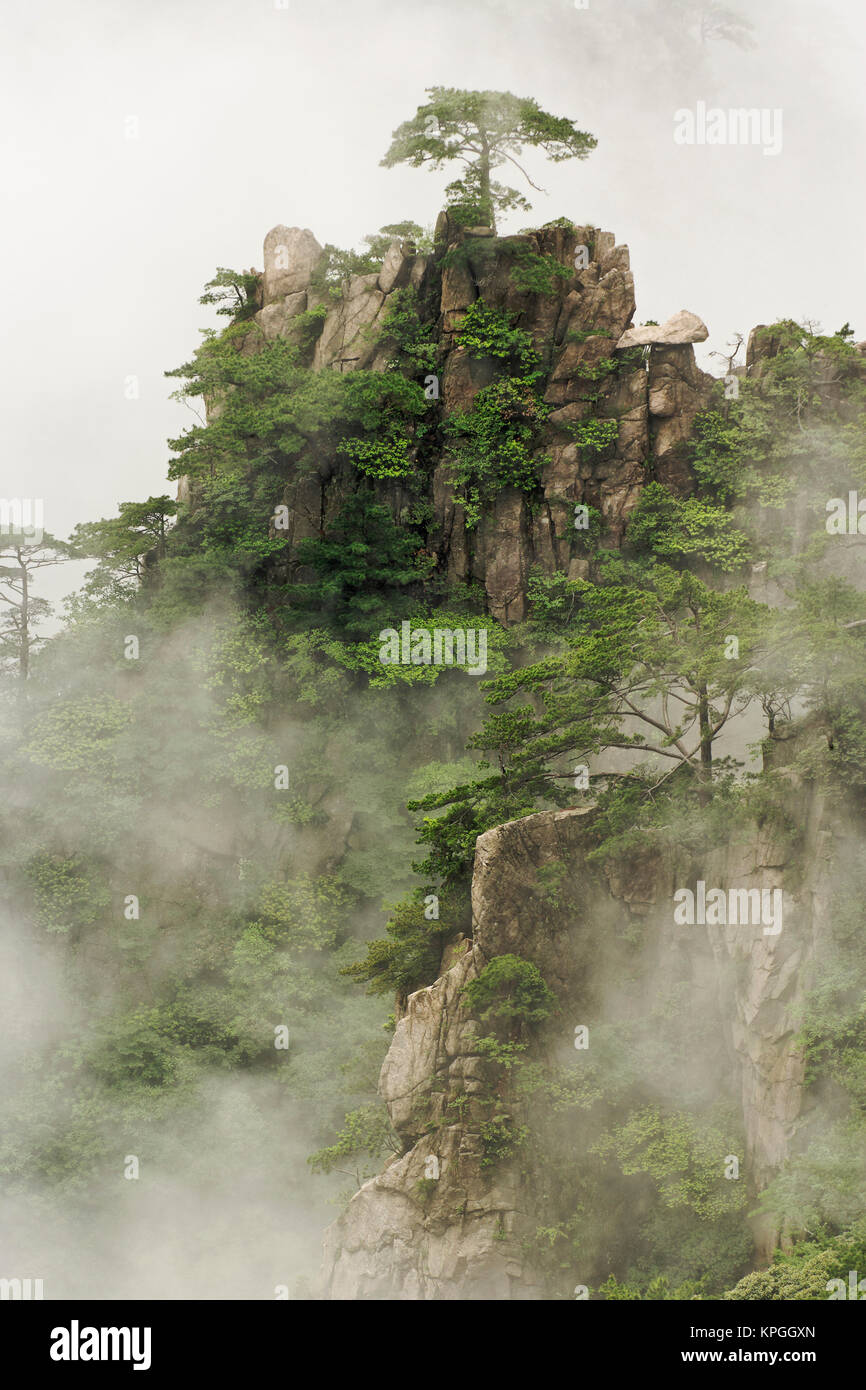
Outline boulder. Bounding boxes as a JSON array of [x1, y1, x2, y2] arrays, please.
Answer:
[[262, 226, 322, 304], [616, 309, 709, 349]]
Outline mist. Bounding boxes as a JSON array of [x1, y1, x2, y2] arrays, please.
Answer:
[[2, 0, 865, 1309]]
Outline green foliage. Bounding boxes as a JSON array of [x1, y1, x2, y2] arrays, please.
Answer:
[[413, 562, 768, 884], [340, 370, 429, 434], [310, 243, 382, 296], [410, 768, 538, 889], [340, 891, 453, 1000], [463, 954, 555, 1032], [293, 304, 328, 357], [501, 240, 572, 296], [568, 417, 620, 453], [165, 329, 430, 532], [381, 86, 596, 228], [445, 376, 549, 526], [510, 971, 754, 1297], [25, 852, 111, 936], [166, 334, 343, 484], [452, 300, 538, 368], [754, 1124, 866, 1241], [378, 288, 439, 372], [362, 221, 433, 259], [480, 1110, 529, 1167], [0, 535, 76, 679], [598, 1274, 705, 1301], [69, 495, 178, 597], [335, 371, 430, 480], [687, 320, 866, 560], [593, 1106, 747, 1221], [475, 1035, 528, 1070], [0, 586, 455, 1223], [565, 328, 606, 344], [311, 223, 434, 300], [308, 1103, 398, 1179], [88, 1008, 180, 1090], [9, 172, 866, 1303], [291, 494, 431, 638], [444, 164, 533, 225], [336, 608, 511, 691], [690, 408, 795, 511], [198, 267, 259, 321], [724, 1224, 866, 1300], [338, 436, 415, 480], [574, 356, 619, 382], [796, 863, 866, 1108], [524, 568, 585, 636], [24, 694, 133, 772], [627, 481, 750, 571], [252, 876, 350, 951]]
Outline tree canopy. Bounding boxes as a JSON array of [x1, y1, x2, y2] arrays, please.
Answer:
[[381, 86, 597, 229]]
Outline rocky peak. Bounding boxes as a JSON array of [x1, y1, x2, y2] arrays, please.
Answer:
[[186, 212, 719, 623]]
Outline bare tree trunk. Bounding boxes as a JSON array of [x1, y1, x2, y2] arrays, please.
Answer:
[[697, 681, 712, 804], [479, 130, 493, 230], [19, 559, 29, 682]]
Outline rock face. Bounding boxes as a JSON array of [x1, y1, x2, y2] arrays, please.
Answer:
[[321, 811, 595, 1302], [649, 343, 715, 491], [320, 758, 844, 1298], [182, 215, 716, 624]]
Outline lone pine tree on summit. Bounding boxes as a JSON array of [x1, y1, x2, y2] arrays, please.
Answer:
[[380, 86, 597, 231]]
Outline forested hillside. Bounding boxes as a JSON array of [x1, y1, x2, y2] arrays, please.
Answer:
[[3, 115, 866, 1296]]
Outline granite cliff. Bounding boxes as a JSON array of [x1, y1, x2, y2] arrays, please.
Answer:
[[181, 212, 715, 623], [321, 732, 850, 1299]]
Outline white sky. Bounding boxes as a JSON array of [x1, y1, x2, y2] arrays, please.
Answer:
[[2, 0, 864, 605]]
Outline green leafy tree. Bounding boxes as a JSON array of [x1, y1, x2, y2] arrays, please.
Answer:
[[341, 890, 454, 1006], [362, 221, 434, 259], [463, 954, 555, 1035], [756, 576, 866, 789], [291, 494, 432, 638], [627, 481, 750, 571], [724, 1223, 866, 1300], [381, 87, 596, 230], [69, 496, 178, 597], [309, 227, 432, 300], [0, 534, 74, 681], [593, 1107, 747, 1222], [308, 1103, 399, 1187], [198, 267, 260, 321], [412, 564, 769, 885]]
